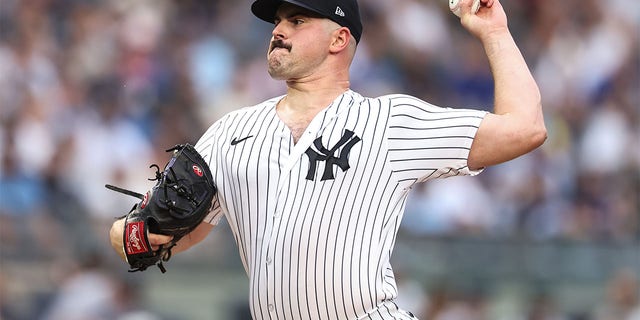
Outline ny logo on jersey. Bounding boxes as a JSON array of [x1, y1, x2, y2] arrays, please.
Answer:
[[305, 130, 361, 181]]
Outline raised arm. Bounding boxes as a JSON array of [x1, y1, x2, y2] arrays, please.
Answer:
[[458, 0, 547, 170]]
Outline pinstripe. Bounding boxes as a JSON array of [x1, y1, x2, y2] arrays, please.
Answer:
[[195, 90, 485, 319], [307, 110, 335, 320], [351, 102, 378, 312], [300, 180, 318, 319], [358, 102, 382, 310], [388, 136, 473, 140], [392, 113, 483, 122], [261, 112, 281, 320]]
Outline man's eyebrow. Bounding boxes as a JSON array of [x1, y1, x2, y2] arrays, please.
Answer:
[[275, 8, 323, 21]]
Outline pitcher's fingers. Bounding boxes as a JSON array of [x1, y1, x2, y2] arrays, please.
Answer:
[[148, 233, 174, 251], [479, 0, 492, 7]]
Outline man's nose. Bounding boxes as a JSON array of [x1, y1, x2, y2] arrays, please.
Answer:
[[272, 22, 286, 40]]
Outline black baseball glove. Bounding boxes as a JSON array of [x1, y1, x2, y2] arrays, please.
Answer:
[[106, 144, 215, 273]]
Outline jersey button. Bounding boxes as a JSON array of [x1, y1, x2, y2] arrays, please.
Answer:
[[266, 256, 272, 265], [268, 304, 275, 312]]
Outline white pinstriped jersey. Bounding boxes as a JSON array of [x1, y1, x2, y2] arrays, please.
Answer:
[[195, 90, 486, 319]]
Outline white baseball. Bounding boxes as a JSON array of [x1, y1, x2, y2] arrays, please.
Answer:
[[449, 0, 481, 17]]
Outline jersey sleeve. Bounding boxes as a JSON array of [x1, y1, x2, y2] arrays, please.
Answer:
[[385, 94, 487, 185], [195, 118, 225, 226]]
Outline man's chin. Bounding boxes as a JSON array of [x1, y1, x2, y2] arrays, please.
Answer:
[[267, 68, 288, 80]]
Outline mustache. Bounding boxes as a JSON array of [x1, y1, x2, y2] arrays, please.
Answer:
[[269, 39, 292, 53]]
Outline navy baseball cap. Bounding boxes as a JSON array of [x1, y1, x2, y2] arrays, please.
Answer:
[[251, 0, 363, 43]]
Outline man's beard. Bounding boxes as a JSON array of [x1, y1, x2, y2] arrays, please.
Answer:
[[267, 39, 293, 79]]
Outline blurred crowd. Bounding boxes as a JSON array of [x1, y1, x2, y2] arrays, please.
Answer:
[[0, 0, 638, 319]]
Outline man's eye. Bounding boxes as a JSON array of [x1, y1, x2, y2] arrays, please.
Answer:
[[293, 19, 304, 25]]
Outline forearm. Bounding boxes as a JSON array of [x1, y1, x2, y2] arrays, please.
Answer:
[[171, 221, 214, 253], [109, 218, 127, 261], [463, 0, 547, 168], [109, 218, 213, 261], [483, 30, 544, 128]]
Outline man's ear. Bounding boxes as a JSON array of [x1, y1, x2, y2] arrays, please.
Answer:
[[329, 27, 351, 54]]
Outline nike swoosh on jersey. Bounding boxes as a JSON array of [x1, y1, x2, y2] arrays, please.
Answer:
[[230, 135, 253, 146]]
